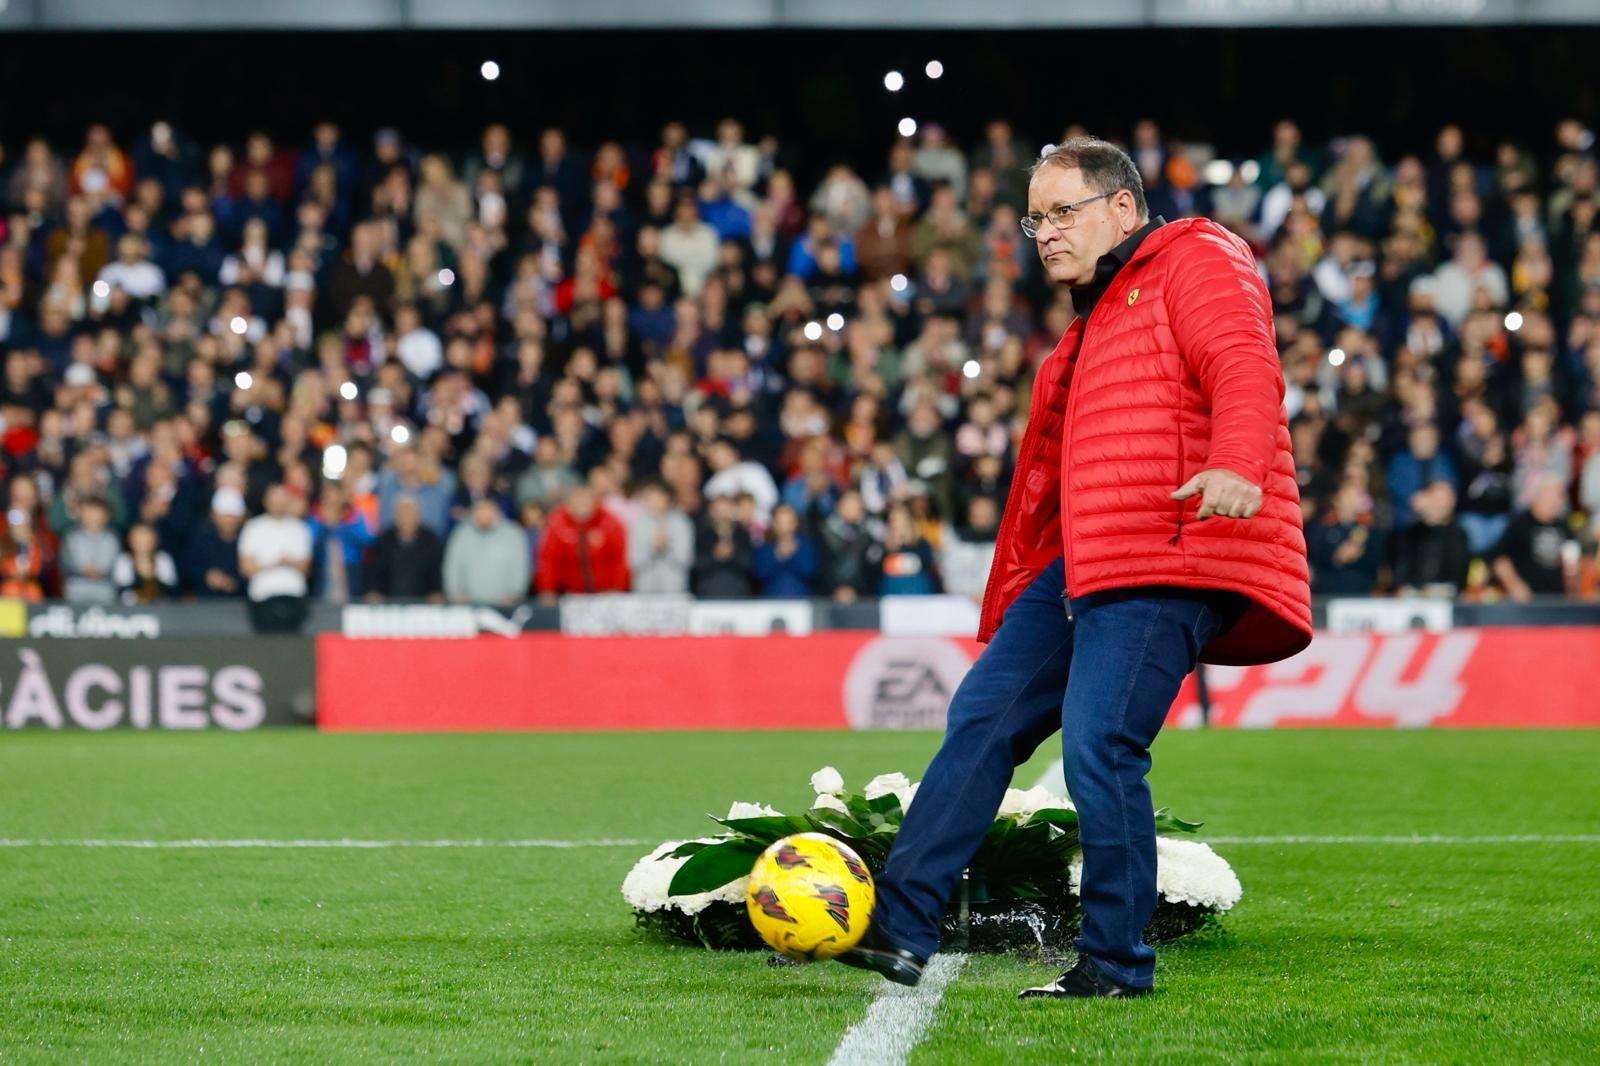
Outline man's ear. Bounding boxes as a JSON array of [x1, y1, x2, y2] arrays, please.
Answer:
[[1120, 190, 1142, 230]]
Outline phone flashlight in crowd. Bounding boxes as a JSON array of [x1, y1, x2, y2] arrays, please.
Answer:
[[8, 509, 30, 527], [323, 444, 348, 481], [340, 382, 359, 402]]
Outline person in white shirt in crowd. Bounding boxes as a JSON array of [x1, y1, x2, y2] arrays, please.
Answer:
[[113, 521, 179, 604], [702, 437, 778, 525], [1258, 159, 1326, 237], [1210, 167, 1262, 239], [912, 124, 969, 204], [96, 234, 165, 302], [657, 195, 720, 297], [393, 302, 443, 380], [941, 495, 1000, 600], [627, 480, 694, 595], [1311, 231, 1362, 305], [809, 163, 872, 234], [697, 118, 761, 191], [238, 483, 313, 633], [60, 496, 120, 604], [281, 252, 317, 349], [220, 218, 285, 290], [1428, 231, 1509, 328], [443, 496, 529, 605]]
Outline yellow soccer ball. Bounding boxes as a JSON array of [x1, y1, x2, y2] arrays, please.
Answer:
[[746, 832, 875, 960]]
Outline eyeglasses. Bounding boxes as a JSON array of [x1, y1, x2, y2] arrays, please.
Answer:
[[1020, 191, 1116, 238]]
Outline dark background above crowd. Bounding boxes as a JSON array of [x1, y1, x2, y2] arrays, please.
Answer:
[[5, 28, 1600, 179]]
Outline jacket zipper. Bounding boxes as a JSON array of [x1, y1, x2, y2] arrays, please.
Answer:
[[1065, 259, 1189, 585], [1062, 293, 1117, 596], [1170, 357, 1185, 547]]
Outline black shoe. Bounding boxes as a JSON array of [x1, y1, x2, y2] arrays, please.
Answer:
[[1018, 954, 1152, 999], [835, 921, 927, 987]]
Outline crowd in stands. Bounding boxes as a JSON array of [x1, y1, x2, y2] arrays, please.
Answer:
[[1, 112, 1598, 622]]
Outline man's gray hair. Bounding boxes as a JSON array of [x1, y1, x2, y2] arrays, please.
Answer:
[[1031, 136, 1148, 221]]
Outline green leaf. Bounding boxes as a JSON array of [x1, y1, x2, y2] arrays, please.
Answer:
[[667, 839, 764, 896], [668, 840, 715, 858], [1154, 807, 1203, 834], [806, 807, 871, 839], [710, 814, 813, 842], [865, 792, 903, 818], [1025, 807, 1080, 828], [845, 793, 874, 824], [858, 831, 898, 863]]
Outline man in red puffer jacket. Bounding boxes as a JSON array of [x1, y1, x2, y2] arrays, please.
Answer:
[[838, 137, 1311, 998], [535, 485, 630, 597]]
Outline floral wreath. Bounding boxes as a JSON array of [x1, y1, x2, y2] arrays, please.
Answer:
[[623, 767, 1242, 954]]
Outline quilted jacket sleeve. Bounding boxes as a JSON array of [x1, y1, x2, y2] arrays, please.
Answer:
[[1164, 228, 1283, 487]]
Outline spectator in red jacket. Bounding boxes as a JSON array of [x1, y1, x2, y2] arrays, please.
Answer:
[[535, 485, 629, 596]]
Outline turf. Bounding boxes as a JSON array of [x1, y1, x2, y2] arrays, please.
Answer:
[[1, 729, 1597, 1064]]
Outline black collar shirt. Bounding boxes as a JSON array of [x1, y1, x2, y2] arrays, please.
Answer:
[[1069, 215, 1167, 320]]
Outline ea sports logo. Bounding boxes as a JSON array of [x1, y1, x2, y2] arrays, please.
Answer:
[[842, 637, 975, 730]]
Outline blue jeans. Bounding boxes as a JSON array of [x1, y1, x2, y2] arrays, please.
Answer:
[[872, 556, 1228, 987]]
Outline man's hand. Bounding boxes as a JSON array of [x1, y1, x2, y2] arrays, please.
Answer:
[[1170, 468, 1263, 520]]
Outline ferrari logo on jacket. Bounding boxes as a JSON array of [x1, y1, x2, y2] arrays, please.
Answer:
[[1127, 288, 1140, 306]]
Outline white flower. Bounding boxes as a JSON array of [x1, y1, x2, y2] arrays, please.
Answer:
[[863, 772, 911, 801], [1153, 838, 1242, 911], [811, 792, 850, 815], [810, 766, 845, 795], [725, 801, 782, 819], [620, 838, 751, 915], [996, 785, 1068, 819], [1066, 838, 1241, 913], [896, 782, 919, 812]]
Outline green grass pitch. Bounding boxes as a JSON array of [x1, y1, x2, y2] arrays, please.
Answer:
[[2, 729, 1598, 1063]]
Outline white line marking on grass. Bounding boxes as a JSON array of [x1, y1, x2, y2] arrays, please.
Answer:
[[827, 953, 967, 1066], [1205, 834, 1600, 845], [0, 838, 654, 849], [1028, 761, 1600, 846]]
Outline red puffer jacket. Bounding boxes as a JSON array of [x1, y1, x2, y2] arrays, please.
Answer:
[[978, 218, 1311, 666]]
